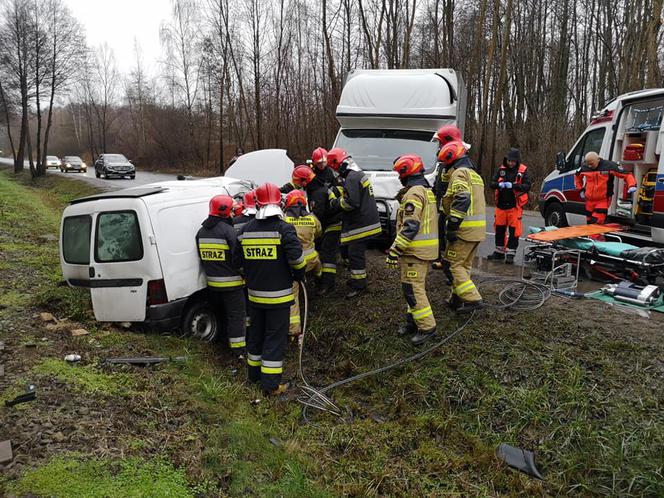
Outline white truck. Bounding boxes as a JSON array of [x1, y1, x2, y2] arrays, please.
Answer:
[[59, 149, 293, 336], [332, 68, 467, 240], [540, 89, 664, 245]]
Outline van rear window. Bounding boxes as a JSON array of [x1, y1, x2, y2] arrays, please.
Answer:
[[95, 211, 143, 262], [62, 215, 92, 264]]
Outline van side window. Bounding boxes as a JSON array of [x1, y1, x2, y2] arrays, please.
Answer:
[[95, 211, 143, 262], [568, 128, 606, 170], [62, 215, 91, 264]]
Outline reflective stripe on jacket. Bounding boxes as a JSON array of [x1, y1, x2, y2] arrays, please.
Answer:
[[334, 168, 381, 245], [196, 217, 244, 291], [393, 183, 439, 261], [442, 163, 487, 242]]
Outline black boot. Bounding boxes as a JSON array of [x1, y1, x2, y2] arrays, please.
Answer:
[[411, 327, 437, 346], [487, 251, 505, 261], [505, 253, 515, 265], [446, 294, 462, 311], [317, 283, 334, 296], [345, 287, 366, 299], [397, 316, 417, 336], [455, 300, 484, 314]]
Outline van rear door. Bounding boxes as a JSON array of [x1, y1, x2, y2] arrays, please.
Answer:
[[60, 203, 95, 286], [87, 198, 162, 322]]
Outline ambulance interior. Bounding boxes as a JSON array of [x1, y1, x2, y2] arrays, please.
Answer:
[[610, 97, 664, 230]]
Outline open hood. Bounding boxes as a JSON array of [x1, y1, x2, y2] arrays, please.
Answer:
[[225, 149, 294, 187], [363, 170, 436, 200]]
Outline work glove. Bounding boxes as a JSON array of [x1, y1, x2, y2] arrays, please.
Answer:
[[446, 230, 458, 243], [580, 190, 585, 200], [627, 186, 638, 194], [446, 217, 461, 243], [292, 268, 306, 282], [502, 182, 513, 189], [385, 249, 400, 270]]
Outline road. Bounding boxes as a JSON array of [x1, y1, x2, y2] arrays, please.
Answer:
[[1, 157, 543, 263], [0, 158, 185, 191]]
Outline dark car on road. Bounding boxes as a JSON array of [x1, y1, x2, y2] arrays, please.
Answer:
[[94, 154, 136, 179], [61, 156, 87, 173]]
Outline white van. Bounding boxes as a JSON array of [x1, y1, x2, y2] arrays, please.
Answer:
[[59, 150, 293, 335], [332, 68, 467, 239], [539, 89, 664, 245]]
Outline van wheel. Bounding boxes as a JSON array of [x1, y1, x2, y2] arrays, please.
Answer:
[[181, 300, 219, 341], [544, 202, 568, 228]]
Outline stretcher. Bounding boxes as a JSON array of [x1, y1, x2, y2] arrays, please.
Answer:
[[524, 225, 664, 287]]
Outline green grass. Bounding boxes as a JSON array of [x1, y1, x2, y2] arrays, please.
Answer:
[[33, 359, 135, 397], [7, 455, 197, 498]]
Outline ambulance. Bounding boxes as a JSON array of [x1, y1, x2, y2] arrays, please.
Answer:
[[540, 89, 664, 245]]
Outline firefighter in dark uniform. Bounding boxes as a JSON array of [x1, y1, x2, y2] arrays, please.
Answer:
[[283, 189, 322, 336], [234, 183, 305, 396], [488, 148, 532, 264], [312, 147, 338, 188], [386, 155, 439, 345], [233, 190, 257, 233], [196, 195, 246, 355], [327, 148, 381, 299], [290, 164, 341, 295]]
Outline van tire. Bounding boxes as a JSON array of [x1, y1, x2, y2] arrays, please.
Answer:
[[181, 299, 219, 342], [544, 202, 568, 228]]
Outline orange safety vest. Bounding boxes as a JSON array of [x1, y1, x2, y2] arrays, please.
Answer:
[[495, 163, 528, 208]]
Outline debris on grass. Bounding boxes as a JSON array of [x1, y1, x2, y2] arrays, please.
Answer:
[[104, 356, 187, 366], [39, 312, 55, 322], [0, 441, 13, 465], [70, 329, 89, 337], [497, 443, 544, 480]]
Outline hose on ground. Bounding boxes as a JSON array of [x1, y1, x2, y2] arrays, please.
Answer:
[[296, 277, 552, 421]]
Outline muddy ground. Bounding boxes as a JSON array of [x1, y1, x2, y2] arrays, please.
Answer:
[[1, 169, 663, 497]]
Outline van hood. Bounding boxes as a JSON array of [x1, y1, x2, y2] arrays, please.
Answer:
[[363, 170, 436, 200], [225, 149, 293, 186]]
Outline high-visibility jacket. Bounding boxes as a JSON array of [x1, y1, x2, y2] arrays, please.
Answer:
[[232, 213, 254, 233], [392, 178, 439, 261], [574, 159, 636, 202], [331, 165, 381, 245], [234, 216, 305, 308], [442, 159, 487, 242], [434, 156, 474, 212], [196, 216, 244, 291], [490, 163, 531, 209], [284, 207, 322, 268]]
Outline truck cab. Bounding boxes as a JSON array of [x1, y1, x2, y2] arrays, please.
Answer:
[[540, 89, 664, 245], [332, 68, 466, 240]]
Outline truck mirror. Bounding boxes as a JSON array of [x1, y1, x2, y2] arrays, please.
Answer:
[[555, 152, 567, 172]]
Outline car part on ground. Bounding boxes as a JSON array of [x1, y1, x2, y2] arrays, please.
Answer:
[[496, 443, 544, 480], [601, 280, 661, 306], [105, 356, 187, 366]]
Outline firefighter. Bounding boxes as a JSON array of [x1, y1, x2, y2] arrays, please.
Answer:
[[386, 155, 439, 345], [575, 151, 637, 225], [291, 164, 342, 295], [431, 125, 466, 279], [327, 147, 381, 299], [283, 189, 322, 336], [196, 195, 246, 355], [234, 182, 305, 396], [488, 148, 531, 264], [311, 147, 338, 188], [438, 141, 486, 312], [233, 190, 257, 233]]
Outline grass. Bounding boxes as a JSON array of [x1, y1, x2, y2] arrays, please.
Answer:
[[7, 455, 197, 498], [1, 167, 663, 496]]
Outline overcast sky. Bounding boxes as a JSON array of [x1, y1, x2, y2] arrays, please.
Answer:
[[65, 0, 171, 74]]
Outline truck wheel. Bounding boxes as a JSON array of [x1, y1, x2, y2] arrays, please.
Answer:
[[544, 202, 568, 228], [181, 300, 219, 341]]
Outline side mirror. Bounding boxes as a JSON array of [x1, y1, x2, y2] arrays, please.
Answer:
[[555, 152, 567, 172]]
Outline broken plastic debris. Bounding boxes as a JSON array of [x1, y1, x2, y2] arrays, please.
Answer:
[[496, 443, 544, 480], [105, 356, 187, 366], [64, 354, 81, 363]]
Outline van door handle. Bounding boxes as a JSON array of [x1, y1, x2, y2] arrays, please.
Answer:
[[89, 267, 95, 278], [658, 178, 664, 184]]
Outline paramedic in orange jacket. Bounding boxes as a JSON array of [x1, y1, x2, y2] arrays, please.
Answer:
[[488, 148, 531, 264], [575, 152, 637, 225]]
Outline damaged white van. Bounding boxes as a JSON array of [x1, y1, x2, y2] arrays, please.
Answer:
[[59, 149, 293, 335], [332, 68, 467, 240]]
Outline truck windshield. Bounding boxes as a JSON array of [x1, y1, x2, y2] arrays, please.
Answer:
[[335, 129, 439, 171]]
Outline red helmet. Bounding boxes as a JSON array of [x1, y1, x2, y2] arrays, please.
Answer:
[[393, 154, 424, 179], [292, 165, 316, 187], [243, 190, 256, 209], [327, 147, 349, 171], [433, 125, 462, 146], [284, 189, 307, 209], [437, 140, 467, 166], [311, 147, 328, 166], [209, 194, 234, 218], [254, 183, 282, 207], [232, 200, 244, 217]]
